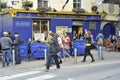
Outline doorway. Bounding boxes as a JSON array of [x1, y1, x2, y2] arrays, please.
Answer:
[[103, 23, 115, 38], [72, 26, 82, 39]]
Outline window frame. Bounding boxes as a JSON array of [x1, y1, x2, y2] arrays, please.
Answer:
[[89, 21, 96, 30], [73, 0, 82, 8]]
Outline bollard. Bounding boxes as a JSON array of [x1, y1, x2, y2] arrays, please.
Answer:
[[100, 46, 101, 60], [74, 48, 77, 63], [12, 49, 15, 66], [44, 49, 47, 64]]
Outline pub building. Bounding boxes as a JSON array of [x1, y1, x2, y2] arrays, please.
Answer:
[[0, 9, 104, 42]]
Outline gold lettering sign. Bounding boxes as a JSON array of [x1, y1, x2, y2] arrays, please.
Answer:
[[38, 14, 89, 19]]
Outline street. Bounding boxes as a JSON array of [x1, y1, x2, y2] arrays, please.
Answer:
[[0, 50, 120, 80], [0, 60, 120, 80]]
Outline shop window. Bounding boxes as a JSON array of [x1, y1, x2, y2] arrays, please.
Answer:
[[32, 20, 49, 41], [90, 21, 96, 30]]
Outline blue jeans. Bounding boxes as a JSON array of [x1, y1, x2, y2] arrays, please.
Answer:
[[1, 49, 11, 67], [98, 46, 104, 60], [9, 48, 13, 62]]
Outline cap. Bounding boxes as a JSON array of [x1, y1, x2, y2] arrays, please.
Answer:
[[3, 31, 8, 35]]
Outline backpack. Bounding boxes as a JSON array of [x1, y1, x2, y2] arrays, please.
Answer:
[[97, 38, 103, 46]]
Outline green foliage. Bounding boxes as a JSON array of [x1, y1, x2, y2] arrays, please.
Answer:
[[0, 2, 7, 9], [91, 6, 98, 12], [72, 8, 85, 13], [23, 1, 33, 8]]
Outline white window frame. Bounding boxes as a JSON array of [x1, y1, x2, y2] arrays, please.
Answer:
[[38, 0, 48, 8], [73, 0, 82, 8]]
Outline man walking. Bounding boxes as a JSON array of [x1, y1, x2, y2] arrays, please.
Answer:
[[0, 31, 13, 67], [96, 31, 104, 60], [45, 32, 60, 72]]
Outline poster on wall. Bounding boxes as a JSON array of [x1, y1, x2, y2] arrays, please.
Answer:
[[56, 26, 68, 36], [34, 33, 41, 41], [34, 33, 45, 41], [69, 28, 72, 33]]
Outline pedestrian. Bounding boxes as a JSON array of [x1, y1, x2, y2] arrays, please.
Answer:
[[96, 31, 104, 60], [73, 31, 78, 40], [7, 31, 14, 63], [54, 33, 63, 63], [45, 32, 60, 72], [27, 38, 33, 60], [14, 32, 24, 64], [62, 32, 72, 58], [79, 30, 84, 40], [0, 31, 13, 67], [81, 31, 95, 62]]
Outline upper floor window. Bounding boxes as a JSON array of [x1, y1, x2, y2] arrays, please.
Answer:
[[73, 0, 82, 8], [38, 0, 48, 8]]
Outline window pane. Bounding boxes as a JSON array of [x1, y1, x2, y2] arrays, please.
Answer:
[[78, 0, 80, 2], [43, 1, 48, 8], [33, 21, 40, 33], [78, 3, 81, 7], [73, 0, 81, 8], [73, 3, 77, 8], [74, 0, 77, 2], [90, 21, 96, 30], [38, 0, 42, 8]]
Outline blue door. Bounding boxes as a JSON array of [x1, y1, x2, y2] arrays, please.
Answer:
[[103, 23, 115, 38]]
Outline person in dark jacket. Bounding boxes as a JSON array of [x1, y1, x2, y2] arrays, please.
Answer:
[[0, 31, 13, 67], [45, 32, 60, 72], [7, 31, 14, 63], [81, 31, 95, 62], [14, 32, 23, 64]]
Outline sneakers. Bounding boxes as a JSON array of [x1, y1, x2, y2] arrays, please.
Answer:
[[81, 60, 86, 63], [101, 58, 104, 60], [81, 60, 95, 63], [91, 60, 95, 62], [45, 69, 49, 72]]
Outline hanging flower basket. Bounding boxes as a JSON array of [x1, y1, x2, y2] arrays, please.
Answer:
[[72, 8, 85, 13], [23, 1, 33, 10], [38, 7, 49, 14], [91, 6, 98, 12]]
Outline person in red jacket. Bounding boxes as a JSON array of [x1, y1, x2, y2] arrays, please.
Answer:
[[62, 32, 72, 58]]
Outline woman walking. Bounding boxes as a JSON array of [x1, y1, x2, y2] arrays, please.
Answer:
[[81, 31, 95, 62]]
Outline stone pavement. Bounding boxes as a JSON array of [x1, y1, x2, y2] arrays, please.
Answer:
[[0, 50, 120, 71]]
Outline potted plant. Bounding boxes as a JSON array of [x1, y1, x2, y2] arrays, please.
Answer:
[[0, 2, 7, 11], [38, 7, 51, 14], [72, 8, 85, 13], [23, 1, 33, 10], [91, 6, 98, 12]]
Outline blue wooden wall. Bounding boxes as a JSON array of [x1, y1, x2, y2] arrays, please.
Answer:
[[82, 20, 101, 40], [13, 18, 32, 42], [50, 19, 72, 39]]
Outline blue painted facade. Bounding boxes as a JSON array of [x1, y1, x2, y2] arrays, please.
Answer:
[[50, 19, 72, 38], [0, 11, 102, 41], [83, 20, 101, 40], [13, 18, 32, 41]]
